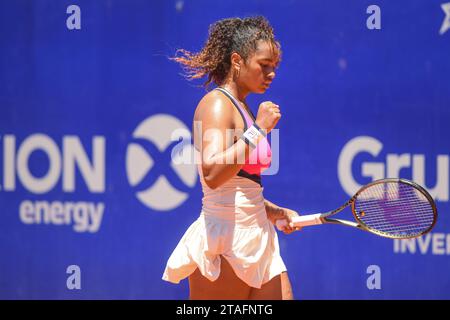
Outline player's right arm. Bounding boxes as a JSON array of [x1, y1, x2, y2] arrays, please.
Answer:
[[193, 91, 281, 190], [194, 92, 249, 190]]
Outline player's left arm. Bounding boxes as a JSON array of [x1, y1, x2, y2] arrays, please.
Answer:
[[264, 199, 301, 234]]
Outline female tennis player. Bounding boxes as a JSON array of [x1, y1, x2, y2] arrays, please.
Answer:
[[162, 16, 301, 300]]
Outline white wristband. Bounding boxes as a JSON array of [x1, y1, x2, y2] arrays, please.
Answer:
[[241, 124, 266, 148]]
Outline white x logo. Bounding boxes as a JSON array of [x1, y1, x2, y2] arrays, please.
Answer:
[[440, 2, 450, 35]]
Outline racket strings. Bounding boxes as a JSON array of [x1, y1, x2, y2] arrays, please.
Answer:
[[354, 182, 435, 237], [357, 200, 433, 233], [360, 201, 433, 222]]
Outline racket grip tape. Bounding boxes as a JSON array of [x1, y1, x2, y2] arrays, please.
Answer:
[[275, 214, 324, 231]]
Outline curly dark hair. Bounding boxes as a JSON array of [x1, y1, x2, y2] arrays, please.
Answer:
[[172, 16, 281, 88]]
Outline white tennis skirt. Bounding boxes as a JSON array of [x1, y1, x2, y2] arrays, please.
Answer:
[[162, 175, 287, 289]]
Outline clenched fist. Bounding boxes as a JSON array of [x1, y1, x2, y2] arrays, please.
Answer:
[[254, 101, 281, 133]]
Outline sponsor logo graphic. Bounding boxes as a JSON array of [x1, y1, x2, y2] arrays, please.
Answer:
[[338, 136, 448, 201], [126, 114, 197, 211], [440, 2, 450, 35], [1, 134, 105, 233]]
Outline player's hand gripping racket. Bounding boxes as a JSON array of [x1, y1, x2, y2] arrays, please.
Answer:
[[276, 178, 437, 239]]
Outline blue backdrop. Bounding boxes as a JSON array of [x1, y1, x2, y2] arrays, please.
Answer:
[[1, 0, 449, 299]]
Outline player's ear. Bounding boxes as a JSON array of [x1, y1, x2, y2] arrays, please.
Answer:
[[230, 52, 242, 73]]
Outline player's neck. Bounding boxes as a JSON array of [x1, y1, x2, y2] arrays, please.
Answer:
[[220, 82, 249, 103]]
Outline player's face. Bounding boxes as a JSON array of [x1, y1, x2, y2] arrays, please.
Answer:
[[239, 40, 280, 94]]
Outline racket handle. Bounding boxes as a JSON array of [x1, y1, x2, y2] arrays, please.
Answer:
[[275, 214, 324, 231]]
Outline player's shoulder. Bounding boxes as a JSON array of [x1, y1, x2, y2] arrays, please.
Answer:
[[195, 89, 235, 121], [198, 89, 231, 108]]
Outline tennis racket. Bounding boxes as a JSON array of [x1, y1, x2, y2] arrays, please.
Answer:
[[276, 178, 437, 239]]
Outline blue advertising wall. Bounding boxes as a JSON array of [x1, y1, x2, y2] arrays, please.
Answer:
[[1, 0, 449, 299]]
